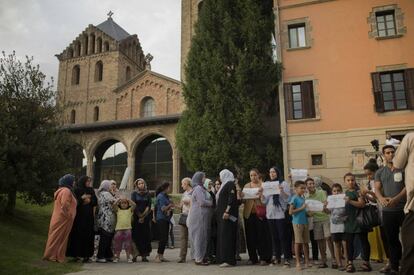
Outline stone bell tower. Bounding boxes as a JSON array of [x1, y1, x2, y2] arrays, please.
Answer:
[[56, 12, 146, 125]]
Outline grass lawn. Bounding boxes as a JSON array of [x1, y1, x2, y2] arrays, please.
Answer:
[[0, 199, 82, 275]]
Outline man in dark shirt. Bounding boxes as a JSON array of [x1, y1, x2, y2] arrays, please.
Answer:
[[375, 145, 406, 274]]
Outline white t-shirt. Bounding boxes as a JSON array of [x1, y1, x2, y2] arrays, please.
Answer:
[[181, 190, 191, 214], [264, 181, 291, 220]]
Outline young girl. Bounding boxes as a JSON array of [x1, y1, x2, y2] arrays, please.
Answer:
[[113, 198, 136, 263], [343, 173, 371, 273], [326, 183, 348, 271]]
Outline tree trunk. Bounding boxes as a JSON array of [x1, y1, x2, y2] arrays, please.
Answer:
[[5, 188, 16, 215]]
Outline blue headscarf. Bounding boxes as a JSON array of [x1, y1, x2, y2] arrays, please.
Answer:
[[191, 171, 205, 187], [58, 174, 75, 190]]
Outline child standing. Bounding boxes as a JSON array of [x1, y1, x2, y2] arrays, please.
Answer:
[[289, 180, 311, 271], [343, 173, 371, 273], [326, 183, 348, 271], [113, 198, 136, 263]]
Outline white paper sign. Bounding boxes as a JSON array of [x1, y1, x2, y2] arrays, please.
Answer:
[[242, 187, 260, 199], [305, 199, 324, 212], [290, 168, 308, 183], [263, 181, 280, 196], [327, 194, 346, 209]]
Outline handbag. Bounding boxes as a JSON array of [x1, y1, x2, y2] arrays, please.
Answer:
[[355, 204, 381, 231], [255, 204, 266, 220], [178, 213, 188, 226]]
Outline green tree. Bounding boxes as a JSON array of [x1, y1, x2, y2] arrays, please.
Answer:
[[0, 51, 71, 214], [176, 0, 282, 180]]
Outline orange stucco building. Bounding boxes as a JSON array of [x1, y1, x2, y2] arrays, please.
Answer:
[[274, 0, 414, 182]]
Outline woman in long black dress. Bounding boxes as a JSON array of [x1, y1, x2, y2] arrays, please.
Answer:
[[131, 178, 152, 262], [216, 169, 239, 267], [66, 176, 97, 262]]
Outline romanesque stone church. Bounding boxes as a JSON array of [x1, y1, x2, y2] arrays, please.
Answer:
[[56, 15, 186, 192]]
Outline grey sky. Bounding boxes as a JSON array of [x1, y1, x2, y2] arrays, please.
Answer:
[[0, 0, 181, 85]]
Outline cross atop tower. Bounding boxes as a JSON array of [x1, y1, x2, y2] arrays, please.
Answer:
[[107, 11, 114, 19]]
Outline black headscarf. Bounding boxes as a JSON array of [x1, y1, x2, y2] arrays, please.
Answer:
[[270, 166, 283, 209]]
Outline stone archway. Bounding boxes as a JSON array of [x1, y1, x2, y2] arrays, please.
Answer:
[[92, 139, 128, 187], [134, 134, 173, 191]]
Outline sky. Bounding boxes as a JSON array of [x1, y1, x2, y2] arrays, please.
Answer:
[[0, 0, 182, 84]]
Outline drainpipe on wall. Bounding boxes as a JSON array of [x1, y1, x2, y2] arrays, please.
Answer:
[[273, 0, 289, 180]]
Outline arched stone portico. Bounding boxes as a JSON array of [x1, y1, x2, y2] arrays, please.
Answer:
[[64, 114, 182, 193]]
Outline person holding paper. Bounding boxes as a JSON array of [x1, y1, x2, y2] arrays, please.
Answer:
[[261, 166, 292, 267], [325, 183, 348, 271], [289, 180, 310, 271], [242, 169, 272, 265], [305, 178, 334, 269]]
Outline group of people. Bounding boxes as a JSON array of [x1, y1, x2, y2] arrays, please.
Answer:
[[42, 132, 414, 275]]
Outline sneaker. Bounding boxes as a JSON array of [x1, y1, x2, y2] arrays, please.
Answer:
[[96, 258, 107, 263], [219, 263, 231, 268], [127, 258, 133, 263], [112, 258, 118, 263]]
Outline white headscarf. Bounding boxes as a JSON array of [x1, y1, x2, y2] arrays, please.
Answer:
[[98, 180, 112, 194], [216, 169, 235, 202]]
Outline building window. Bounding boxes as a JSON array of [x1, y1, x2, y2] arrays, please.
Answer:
[[284, 81, 315, 120], [95, 61, 103, 82], [311, 154, 323, 166], [75, 41, 81, 57], [125, 66, 131, 81], [371, 69, 414, 112], [72, 65, 80, 85], [70, 110, 76, 124], [67, 48, 73, 58], [104, 41, 110, 52], [310, 153, 325, 168], [141, 97, 155, 117], [368, 5, 406, 39], [288, 23, 306, 48], [93, 106, 99, 121], [97, 37, 102, 53], [376, 10, 396, 37], [90, 34, 96, 54]]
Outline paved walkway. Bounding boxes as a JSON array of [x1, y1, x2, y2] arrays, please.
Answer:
[[67, 248, 383, 275]]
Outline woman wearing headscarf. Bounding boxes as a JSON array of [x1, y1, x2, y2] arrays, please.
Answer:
[[66, 176, 97, 262], [260, 166, 292, 267], [131, 178, 152, 262], [96, 180, 117, 263], [187, 171, 213, 265], [43, 174, 77, 263], [216, 169, 239, 267]]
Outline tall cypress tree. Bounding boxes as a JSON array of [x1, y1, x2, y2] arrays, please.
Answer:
[[176, 0, 282, 179]]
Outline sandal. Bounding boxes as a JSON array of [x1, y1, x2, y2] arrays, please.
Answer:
[[346, 263, 356, 273], [318, 263, 328, 268], [379, 263, 391, 273], [358, 262, 372, 272]]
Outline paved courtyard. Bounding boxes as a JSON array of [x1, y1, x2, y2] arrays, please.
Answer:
[[67, 248, 383, 275]]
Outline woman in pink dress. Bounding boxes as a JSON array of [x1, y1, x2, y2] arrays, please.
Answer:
[[43, 174, 77, 263]]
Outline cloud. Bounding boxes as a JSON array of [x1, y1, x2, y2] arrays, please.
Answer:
[[0, 0, 181, 84]]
